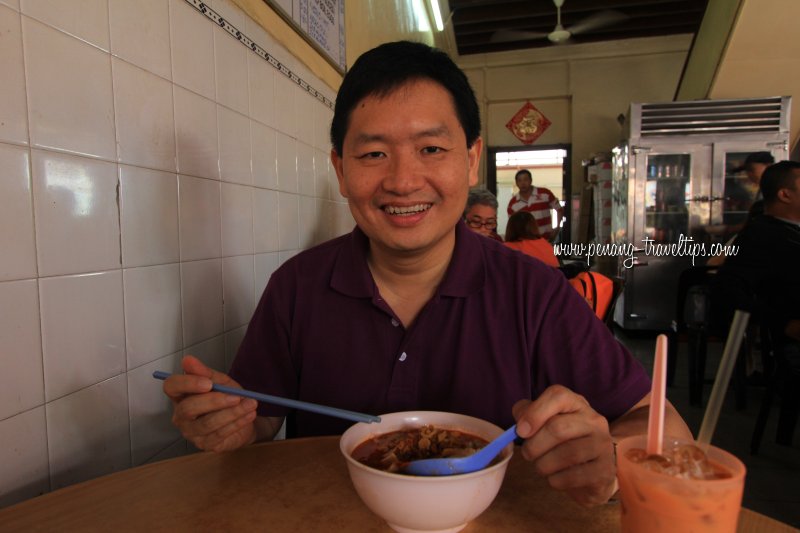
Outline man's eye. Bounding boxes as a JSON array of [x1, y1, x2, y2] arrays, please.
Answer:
[[358, 151, 385, 159], [422, 146, 445, 154]]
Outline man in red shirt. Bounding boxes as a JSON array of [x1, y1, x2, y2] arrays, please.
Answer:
[[507, 169, 563, 241]]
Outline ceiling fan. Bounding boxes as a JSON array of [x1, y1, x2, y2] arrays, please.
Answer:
[[490, 0, 629, 45]]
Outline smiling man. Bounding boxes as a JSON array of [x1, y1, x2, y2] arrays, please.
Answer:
[[164, 41, 690, 507]]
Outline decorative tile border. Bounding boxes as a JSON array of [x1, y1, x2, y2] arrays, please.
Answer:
[[185, 0, 335, 109]]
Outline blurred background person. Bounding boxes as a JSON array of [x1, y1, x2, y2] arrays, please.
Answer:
[[504, 211, 560, 267], [506, 169, 563, 242], [707, 151, 776, 259], [465, 188, 503, 242], [712, 161, 800, 400], [740, 151, 776, 219]]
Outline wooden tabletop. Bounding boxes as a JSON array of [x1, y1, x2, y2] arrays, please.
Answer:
[[0, 436, 795, 532]]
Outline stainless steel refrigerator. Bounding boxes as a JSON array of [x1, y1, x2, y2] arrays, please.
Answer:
[[611, 96, 791, 331]]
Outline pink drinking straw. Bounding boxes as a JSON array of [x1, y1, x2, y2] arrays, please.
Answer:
[[646, 334, 668, 455]]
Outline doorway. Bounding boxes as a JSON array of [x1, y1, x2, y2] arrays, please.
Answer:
[[486, 144, 571, 243]]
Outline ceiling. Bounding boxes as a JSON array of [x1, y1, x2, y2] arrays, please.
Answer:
[[448, 0, 710, 56]]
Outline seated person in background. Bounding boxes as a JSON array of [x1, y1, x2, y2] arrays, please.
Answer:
[[739, 151, 775, 220], [706, 152, 775, 246], [507, 169, 563, 242], [705, 206, 757, 267], [464, 188, 504, 242], [504, 211, 560, 267], [712, 160, 800, 368], [163, 40, 691, 507]]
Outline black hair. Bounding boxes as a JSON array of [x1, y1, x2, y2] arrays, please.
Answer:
[[760, 160, 800, 204], [514, 169, 532, 182], [505, 211, 540, 242], [330, 41, 480, 156]]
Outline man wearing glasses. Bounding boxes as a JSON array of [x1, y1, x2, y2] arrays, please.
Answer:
[[464, 188, 503, 241]]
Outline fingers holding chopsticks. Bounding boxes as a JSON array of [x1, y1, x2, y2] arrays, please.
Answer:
[[163, 355, 259, 452]]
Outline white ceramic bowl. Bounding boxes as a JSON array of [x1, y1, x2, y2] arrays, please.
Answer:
[[340, 411, 513, 533]]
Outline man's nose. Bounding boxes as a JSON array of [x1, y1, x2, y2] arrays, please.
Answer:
[[384, 150, 425, 193]]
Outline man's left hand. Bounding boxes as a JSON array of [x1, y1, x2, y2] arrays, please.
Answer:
[[512, 385, 617, 507]]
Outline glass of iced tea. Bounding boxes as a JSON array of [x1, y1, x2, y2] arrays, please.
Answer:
[[616, 435, 746, 533]]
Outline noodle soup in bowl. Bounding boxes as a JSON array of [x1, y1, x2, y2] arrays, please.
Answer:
[[339, 411, 514, 533]]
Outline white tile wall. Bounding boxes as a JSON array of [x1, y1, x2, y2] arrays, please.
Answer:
[[252, 121, 278, 190], [214, 25, 249, 116], [249, 53, 275, 127], [123, 264, 183, 368], [179, 175, 222, 261], [0, 144, 36, 280], [21, 0, 110, 52], [46, 375, 130, 490], [0, 5, 28, 145], [0, 0, 349, 508], [297, 141, 315, 197], [127, 354, 183, 466], [119, 165, 180, 268], [112, 57, 177, 171], [181, 258, 223, 347], [0, 407, 49, 508], [39, 271, 126, 401], [109, 0, 172, 80], [31, 150, 121, 277], [174, 86, 220, 180], [222, 255, 255, 330], [221, 182, 254, 256], [218, 106, 253, 185], [0, 280, 43, 420], [0, 0, 19, 14], [253, 188, 280, 253], [276, 132, 298, 193], [23, 15, 116, 159], [170, 0, 214, 99]]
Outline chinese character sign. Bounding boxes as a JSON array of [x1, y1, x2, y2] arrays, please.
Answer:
[[506, 101, 551, 145]]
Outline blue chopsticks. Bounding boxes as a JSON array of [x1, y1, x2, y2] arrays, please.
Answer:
[[152, 371, 380, 424]]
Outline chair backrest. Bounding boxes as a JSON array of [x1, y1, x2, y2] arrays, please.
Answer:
[[567, 271, 617, 323], [683, 283, 711, 328], [675, 265, 718, 333]]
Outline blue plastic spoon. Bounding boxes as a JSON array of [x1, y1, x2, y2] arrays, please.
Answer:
[[404, 424, 518, 476]]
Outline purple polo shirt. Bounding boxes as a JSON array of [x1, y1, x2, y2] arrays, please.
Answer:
[[230, 221, 650, 437]]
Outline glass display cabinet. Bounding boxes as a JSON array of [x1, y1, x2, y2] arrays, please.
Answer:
[[611, 97, 790, 331]]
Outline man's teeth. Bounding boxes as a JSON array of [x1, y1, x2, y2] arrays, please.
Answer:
[[385, 204, 431, 215]]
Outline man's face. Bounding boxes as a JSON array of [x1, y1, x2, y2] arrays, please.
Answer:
[[464, 204, 497, 237], [515, 173, 532, 194], [332, 79, 482, 257], [783, 171, 800, 219], [746, 163, 769, 184]]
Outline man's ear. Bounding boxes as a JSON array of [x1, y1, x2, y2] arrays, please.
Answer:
[[331, 149, 348, 198], [467, 137, 483, 187], [776, 187, 794, 204]]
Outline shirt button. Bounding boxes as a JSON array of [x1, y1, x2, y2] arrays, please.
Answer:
[[399, 352, 407, 362], [391, 318, 400, 327]]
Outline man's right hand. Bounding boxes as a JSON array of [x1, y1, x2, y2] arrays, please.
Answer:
[[163, 355, 259, 452]]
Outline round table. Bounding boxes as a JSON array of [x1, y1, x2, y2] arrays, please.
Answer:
[[0, 436, 794, 532]]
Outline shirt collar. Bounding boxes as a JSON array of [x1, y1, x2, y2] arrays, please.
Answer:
[[329, 221, 486, 298], [330, 226, 374, 298], [772, 215, 800, 228], [438, 220, 486, 297]]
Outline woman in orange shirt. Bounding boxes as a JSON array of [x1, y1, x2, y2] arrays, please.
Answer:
[[504, 211, 560, 268]]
